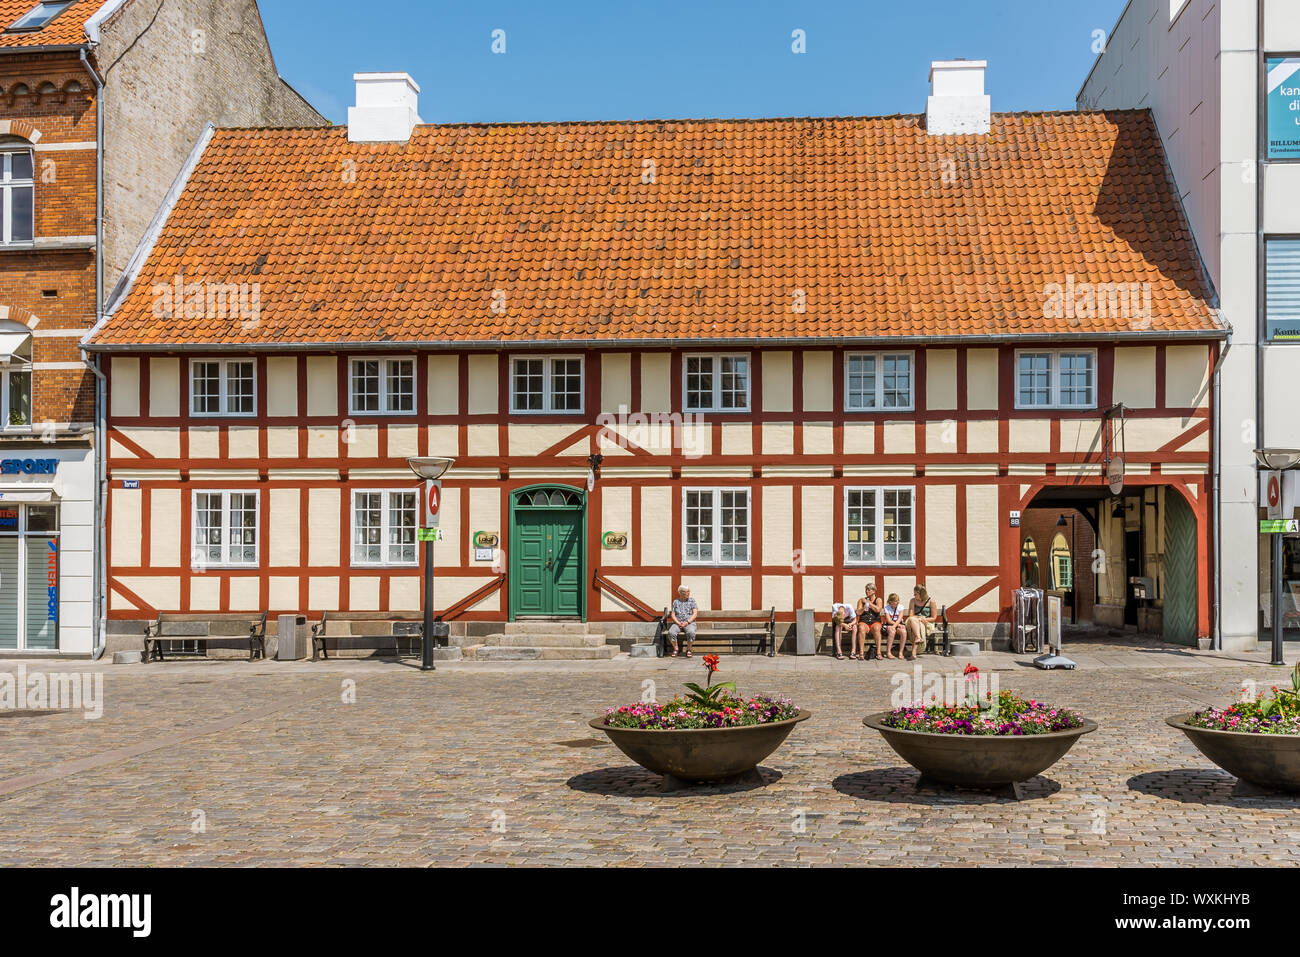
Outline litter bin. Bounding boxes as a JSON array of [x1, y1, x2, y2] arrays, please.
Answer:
[[427, 619, 451, 647], [795, 609, 815, 656], [277, 614, 308, 660]]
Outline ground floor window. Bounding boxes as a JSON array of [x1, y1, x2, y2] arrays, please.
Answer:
[[683, 488, 750, 565], [352, 490, 418, 566], [845, 487, 914, 565], [193, 491, 258, 568], [0, 503, 58, 650]]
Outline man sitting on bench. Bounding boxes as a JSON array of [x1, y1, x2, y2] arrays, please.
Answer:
[[667, 585, 698, 658]]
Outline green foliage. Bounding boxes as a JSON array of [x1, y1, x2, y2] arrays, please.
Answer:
[[683, 681, 737, 707]]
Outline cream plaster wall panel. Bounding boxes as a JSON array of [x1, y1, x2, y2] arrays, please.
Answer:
[[966, 420, 999, 455], [346, 424, 379, 459], [922, 576, 991, 613], [113, 577, 179, 612], [606, 576, 671, 614], [467, 355, 497, 414], [307, 427, 337, 458], [926, 350, 958, 410], [1165, 344, 1210, 409], [307, 488, 340, 566], [883, 576, 916, 606], [149, 489, 180, 568], [1008, 419, 1051, 453], [349, 577, 380, 612], [925, 485, 958, 566], [1112, 348, 1157, 409], [389, 576, 425, 612], [843, 422, 875, 455], [227, 577, 260, 612], [802, 351, 833, 412], [681, 575, 713, 611], [269, 488, 300, 567], [309, 576, 341, 612], [882, 421, 915, 455], [148, 358, 179, 417], [228, 425, 258, 459], [966, 349, 999, 410], [467, 424, 499, 457], [266, 357, 298, 416], [679, 422, 712, 458], [720, 423, 752, 456], [640, 487, 671, 566], [188, 575, 219, 611], [720, 575, 752, 610], [119, 427, 180, 460], [428, 355, 459, 414], [110, 487, 142, 567], [965, 485, 999, 566], [509, 424, 579, 457], [1059, 419, 1104, 457], [387, 423, 420, 459], [802, 575, 833, 612], [602, 352, 632, 412], [434, 487, 461, 569], [925, 421, 958, 455], [761, 486, 794, 567], [762, 422, 795, 456], [762, 575, 794, 612], [468, 488, 501, 566], [188, 426, 219, 459], [800, 485, 834, 567], [601, 486, 633, 568], [305, 357, 337, 417], [803, 423, 834, 456], [640, 354, 671, 413], [269, 576, 299, 611], [428, 424, 458, 457], [266, 426, 298, 459], [763, 352, 793, 413], [110, 357, 139, 417], [1124, 417, 1189, 452]]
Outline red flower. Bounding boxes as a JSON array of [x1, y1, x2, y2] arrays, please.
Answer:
[[702, 654, 721, 674], [963, 663, 978, 676]]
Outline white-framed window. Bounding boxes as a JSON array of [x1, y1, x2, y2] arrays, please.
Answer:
[[683, 488, 750, 565], [349, 357, 415, 414], [845, 352, 914, 411], [845, 487, 915, 565], [7, 1, 74, 32], [189, 358, 255, 416], [192, 491, 259, 568], [351, 490, 418, 566], [1014, 349, 1097, 409], [510, 355, 584, 413], [0, 149, 34, 246], [1, 362, 31, 428], [684, 354, 749, 412]]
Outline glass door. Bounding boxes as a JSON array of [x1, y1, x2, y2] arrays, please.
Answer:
[[0, 506, 18, 649]]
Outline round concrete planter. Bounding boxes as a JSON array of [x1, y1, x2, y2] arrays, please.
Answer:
[[863, 712, 1097, 788], [1167, 714, 1300, 793], [590, 710, 811, 783]]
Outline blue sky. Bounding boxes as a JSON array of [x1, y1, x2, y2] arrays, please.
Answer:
[[260, 0, 1129, 126]]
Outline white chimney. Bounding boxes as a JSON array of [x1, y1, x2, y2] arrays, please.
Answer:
[[347, 72, 423, 143], [926, 59, 990, 135]]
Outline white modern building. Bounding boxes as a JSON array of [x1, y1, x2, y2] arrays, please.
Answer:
[[1080, 0, 1300, 651]]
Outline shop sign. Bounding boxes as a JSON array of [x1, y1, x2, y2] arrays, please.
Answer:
[[473, 531, 499, 548], [0, 507, 16, 530], [602, 531, 628, 550], [417, 528, 443, 542], [1260, 519, 1299, 534], [0, 458, 57, 475], [1267, 57, 1300, 159]]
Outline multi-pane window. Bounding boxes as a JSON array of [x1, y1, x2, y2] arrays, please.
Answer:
[[845, 487, 914, 565], [1015, 350, 1096, 408], [684, 355, 749, 411], [683, 488, 750, 565], [0, 150, 34, 246], [193, 492, 258, 567], [349, 358, 415, 414], [845, 353, 913, 410], [190, 359, 255, 415], [1, 364, 30, 427], [352, 491, 418, 566], [510, 356, 583, 413]]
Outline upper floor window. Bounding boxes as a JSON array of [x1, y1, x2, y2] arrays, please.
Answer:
[[349, 357, 414, 415], [684, 354, 748, 412], [1265, 238, 1300, 342], [190, 359, 255, 416], [0, 149, 34, 246], [1015, 349, 1096, 409], [510, 355, 583, 413], [845, 352, 913, 411], [0, 325, 31, 428], [7, 1, 74, 32], [192, 491, 258, 568]]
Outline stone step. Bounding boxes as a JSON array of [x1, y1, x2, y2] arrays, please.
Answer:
[[483, 633, 607, 648], [474, 645, 621, 660], [504, 620, 589, 635]]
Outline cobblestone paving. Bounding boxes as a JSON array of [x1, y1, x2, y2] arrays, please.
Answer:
[[0, 646, 1297, 866]]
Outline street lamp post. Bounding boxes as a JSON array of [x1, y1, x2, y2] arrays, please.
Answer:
[[1254, 449, 1300, 667], [407, 456, 456, 671]]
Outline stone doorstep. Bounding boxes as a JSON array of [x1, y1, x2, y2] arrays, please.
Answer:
[[469, 645, 621, 660], [482, 634, 608, 648], [503, 620, 590, 635]]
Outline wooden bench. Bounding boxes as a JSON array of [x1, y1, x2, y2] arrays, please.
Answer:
[[655, 608, 777, 657], [143, 611, 267, 662], [309, 613, 425, 660], [817, 606, 951, 657]]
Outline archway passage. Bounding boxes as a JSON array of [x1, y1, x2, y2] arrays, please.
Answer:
[[509, 485, 585, 619]]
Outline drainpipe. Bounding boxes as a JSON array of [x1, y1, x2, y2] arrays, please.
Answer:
[[1211, 329, 1231, 651], [80, 48, 106, 660]]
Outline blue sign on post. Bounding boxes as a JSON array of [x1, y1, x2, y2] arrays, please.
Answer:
[[1267, 57, 1300, 159]]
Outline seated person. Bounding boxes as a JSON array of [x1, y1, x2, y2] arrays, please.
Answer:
[[880, 593, 906, 659], [830, 600, 858, 660], [666, 585, 697, 657], [856, 584, 884, 660], [904, 584, 940, 660]]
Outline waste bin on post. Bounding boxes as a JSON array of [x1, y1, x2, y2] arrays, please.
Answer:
[[277, 614, 308, 661]]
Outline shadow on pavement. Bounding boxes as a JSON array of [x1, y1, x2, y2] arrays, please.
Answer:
[[1127, 769, 1300, 807], [566, 765, 782, 797], [832, 767, 1061, 804]]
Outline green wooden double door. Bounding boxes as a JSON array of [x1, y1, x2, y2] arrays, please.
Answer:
[[511, 487, 584, 618]]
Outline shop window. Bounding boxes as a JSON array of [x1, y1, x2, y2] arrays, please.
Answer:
[[683, 488, 749, 565], [845, 353, 913, 411], [845, 487, 914, 565], [510, 355, 583, 413], [349, 357, 415, 414], [351, 490, 417, 566], [1265, 238, 1300, 341], [684, 354, 749, 412]]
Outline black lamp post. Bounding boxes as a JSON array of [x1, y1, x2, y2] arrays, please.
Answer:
[[1255, 449, 1300, 666], [408, 456, 456, 671]]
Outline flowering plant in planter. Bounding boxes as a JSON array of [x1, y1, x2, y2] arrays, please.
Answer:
[[880, 667, 1085, 736], [1185, 665, 1300, 735], [602, 654, 800, 730]]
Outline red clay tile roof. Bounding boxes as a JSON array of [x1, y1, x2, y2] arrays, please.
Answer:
[[0, 0, 103, 47], [88, 110, 1222, 349]]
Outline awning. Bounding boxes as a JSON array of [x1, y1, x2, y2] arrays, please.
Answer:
[[0, 330, 30, 362], [0, 489, 55, 502]]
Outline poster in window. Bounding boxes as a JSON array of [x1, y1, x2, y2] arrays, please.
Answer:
[[1267, 57, 1300, 160]]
